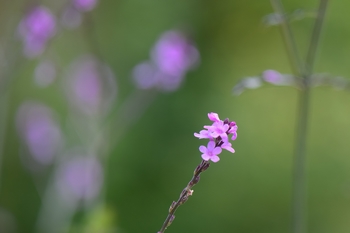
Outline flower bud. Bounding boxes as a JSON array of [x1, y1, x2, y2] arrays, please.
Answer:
[[166, 215, 175, 228], [201, 162, 210, 172], [194, 164, 201, 175], [169, 201, 176, 213], [190, 176, 200, 186], [224, 118, 230, 124]]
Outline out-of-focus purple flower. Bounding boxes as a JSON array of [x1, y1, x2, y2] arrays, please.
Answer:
[[199, 141, 222, 163], [151, 31, 199, 77], [65, 55, 117, 115], [262, 69, 296, 86], [16, 102, 63, 165], [18, 6, 56, 58], [132, 61, 159, 90], [73, 0, 98, 12], [34, 59, 56, 87], [132, 30, 200, 92], [60, 6, 82, 29], [262, 70, 283, 84], [57, 154, 103, 202]]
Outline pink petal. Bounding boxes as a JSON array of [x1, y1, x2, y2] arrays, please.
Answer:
[[210, 155, 220, 163], [231, 132, 237, 140], [208, 112, 220, 122], [221, 143, 235, 153], [199, 145, 207, 154], [213, 147, 222, 155], [201, 154, 210, 161], [223, 124, 229, 132], [207, 141, 216, 150], [220, 133, 228, 142]]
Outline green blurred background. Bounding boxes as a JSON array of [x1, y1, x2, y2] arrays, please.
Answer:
[[1, 0, 350, 232]]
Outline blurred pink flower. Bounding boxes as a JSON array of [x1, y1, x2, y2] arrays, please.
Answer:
[[64, 55, 117, 115], [151, 31, 199, 77], [133, 30, 199, 92], [57, 154, 103, 202], [73, 0, 98, 12], [262, 70, 282, 84], [16, 102, 62, 165], [18, 6, 56, 58]]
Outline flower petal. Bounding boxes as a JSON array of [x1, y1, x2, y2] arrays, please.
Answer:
[[210, 155, 220, 163], [231, 132, 237, 141], [213, 147, 222, 155], [207, 141, 216, 150], [199, 145, 207, 153], [208, 112, 220, 122], [221, 143, 235, 153], [201, 154, 210, 161]]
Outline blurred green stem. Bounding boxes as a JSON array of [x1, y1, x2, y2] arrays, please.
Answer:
[[271, 1, 328, 233], [292, 1, 328, 233], [0, 91, 9, 193], [270, 0, 304, 76]]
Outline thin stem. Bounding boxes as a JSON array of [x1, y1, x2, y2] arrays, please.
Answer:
[[270, 0, 304, 76], [305, 0, 329, 76], [0, 91, 10, 193], [158, 160, 210, 233], [292, 1, 328, 233]]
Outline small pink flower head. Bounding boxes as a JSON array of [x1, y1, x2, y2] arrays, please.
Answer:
[[195, 112, 238, 161], [199, 141, 222, 163]]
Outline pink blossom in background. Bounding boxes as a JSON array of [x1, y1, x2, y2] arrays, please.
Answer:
[[132, 30, 200, 92], [65, 55, 117, 115], [18, 6, 56, 58], [57, 154, 103, 202], [16, 102, 63, 165], [132, 61, 159, 90], [34, 59, 56, 87], [151, 31, 199, 77], [73, 0, 98, 12], [262, 70, 283, 84]]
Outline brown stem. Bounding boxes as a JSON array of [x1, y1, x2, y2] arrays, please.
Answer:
[[157, 160, 210, 233]]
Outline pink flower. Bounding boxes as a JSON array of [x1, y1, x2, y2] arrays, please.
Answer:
[[194, 112, 238, 161], [199, 141, 222, 163]]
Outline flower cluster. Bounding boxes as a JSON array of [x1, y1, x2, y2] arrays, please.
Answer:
[[194, 113, 237, 162]]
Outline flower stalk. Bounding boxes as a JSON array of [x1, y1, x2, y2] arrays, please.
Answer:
[[158, 159, 210, 233]]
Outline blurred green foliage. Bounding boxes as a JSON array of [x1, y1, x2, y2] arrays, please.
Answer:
[[1, 0, 350, 233]]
